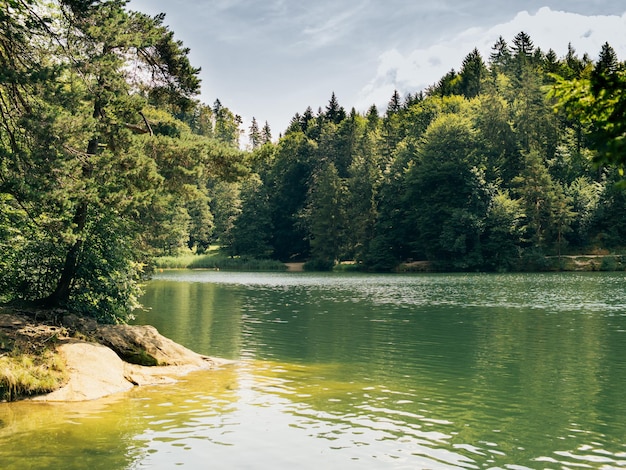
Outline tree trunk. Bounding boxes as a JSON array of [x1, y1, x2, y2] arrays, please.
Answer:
[[40, 134, 98, 308]]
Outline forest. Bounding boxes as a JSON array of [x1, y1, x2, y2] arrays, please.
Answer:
[[1, 0, 625, 322], [215, 34, 626, 272]]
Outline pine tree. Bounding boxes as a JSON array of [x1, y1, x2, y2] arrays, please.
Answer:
[[387, 90, 402, 115], [489, 36, 511, 72], [459, 48, 487, 98], [366, 105, 380, 128], [0, 0, 242, 321], [512, 31, 534, 59], [325, 92, 346, 124], [305, 163, 346, 268], [213, 99, 242, 147], [249, 117, 261, 149], [564, 43, 584, 78], [261, 121, 272, 144], [301, 106, 315, 132], [591, 42, 620, 93]]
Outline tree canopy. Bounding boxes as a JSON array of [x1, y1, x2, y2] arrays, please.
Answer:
[[0, 0, 244, 321], [224, 36, 626, 272]]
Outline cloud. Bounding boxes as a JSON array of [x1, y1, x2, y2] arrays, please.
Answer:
[[355, 7, 626, 110]]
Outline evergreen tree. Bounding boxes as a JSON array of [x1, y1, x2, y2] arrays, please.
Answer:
[[551, 43, 626, 171], [345, 129, 381, 264], [249, 117, 261, 149], [0, 0, 248, 320], [366, 105, 380, 129], [404, 114, 491, 269], [458, 48, 487, 98], [512, 151, 575, 254], [266, 132, 317, 260], [325, 92, 346, 124], [301, 106, 315, 132], [489, 36, 511, 73], [591, 42, 620, 93], [185, 102, 214, 137], [0, 0, 204, 320], [482, 190, 524, 270], [186, 196, 214, 253], [511, 31, 534, 59], [428, 69, 458, 97], [387, 90, 402, 115], [230, 175, 273, 258], [261, 121, 272, 144], [304, 163, 346, 269], [213, 99, 242, 147], [543, 49, 561, 77], [564, 43, 585, 78], [208, 180, 241, 250]]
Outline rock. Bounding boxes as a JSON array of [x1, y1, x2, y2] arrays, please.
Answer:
[[62, 314, 98, 334], [2, 309, 229, 402], [34, 341, 135, 401], [32, 339, 225, 402], [95, 324, 213, 368]]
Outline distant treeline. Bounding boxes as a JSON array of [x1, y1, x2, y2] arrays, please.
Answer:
[[202, 33, 626, 271]]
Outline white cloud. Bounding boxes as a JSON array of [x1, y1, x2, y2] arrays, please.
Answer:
[[355, 7, 626, 110]]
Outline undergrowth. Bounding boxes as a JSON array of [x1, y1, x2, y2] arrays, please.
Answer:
[[154, 254, 286, 271], [0, 349, 67, 402]]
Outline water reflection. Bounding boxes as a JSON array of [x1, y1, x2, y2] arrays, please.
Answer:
[[1, 272, 626, 469]]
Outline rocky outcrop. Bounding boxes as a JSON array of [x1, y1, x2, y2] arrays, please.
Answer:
[[33, 338, 226, 402], [2, 309, 229, 402], [95, 324, 213, 367]]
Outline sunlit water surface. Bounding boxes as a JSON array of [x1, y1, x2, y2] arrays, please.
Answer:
[[1, 272, 626, 469]]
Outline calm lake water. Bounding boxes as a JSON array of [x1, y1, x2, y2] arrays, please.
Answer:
[[1, 271, 626, 469]]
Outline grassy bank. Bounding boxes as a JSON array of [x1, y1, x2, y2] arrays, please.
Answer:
[[0, 350, 67, 401], [0, 316, 68, 401], [154, 253, 287, 271], [153, 251, 626, 274], [545, 254, 626, 271]]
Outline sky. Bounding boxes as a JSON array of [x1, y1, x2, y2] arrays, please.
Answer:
[[128, 0, 626, 139]]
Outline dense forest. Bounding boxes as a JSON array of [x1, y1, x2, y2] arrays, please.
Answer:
[[217, 33, 626, 272], [1, 0, 625, 321]]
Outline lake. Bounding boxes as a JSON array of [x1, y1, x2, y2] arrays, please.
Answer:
[[1, 271, 626, 469]]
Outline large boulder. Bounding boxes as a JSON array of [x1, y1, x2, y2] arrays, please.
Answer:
[[95, 324, 212, 367], [36, 341, 135, 401]]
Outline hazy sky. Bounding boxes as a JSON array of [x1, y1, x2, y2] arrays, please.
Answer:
[[128, 1, 626, 138]]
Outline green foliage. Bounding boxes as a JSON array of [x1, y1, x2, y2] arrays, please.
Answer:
[[404, 114, 491, 269], [221, 34, 625, 273], [301, 162, 347, 267], [550, 43, 626, 174], [0, 0, 245, 322], [229, 175, 273, 258], [154, 253, 286, 271], [3, 11, 625, 318]]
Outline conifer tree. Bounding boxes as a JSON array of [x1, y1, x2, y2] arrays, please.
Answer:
[[387, 90, 402, 115], [325, 92, 346, 124], [489, 36, 511, 73], [249, 117, 261, 149], [459, 48, 487, 98], [261, 121, 272, 144], [0, 0, 249, 321], [305, 163, 346, 268]]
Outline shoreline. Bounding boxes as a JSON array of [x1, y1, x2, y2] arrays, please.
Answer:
[[32, 339, 228, 402], [1, 309, 230, 402]]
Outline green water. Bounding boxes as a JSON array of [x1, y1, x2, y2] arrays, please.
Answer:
[[1, 272, 626, 469]]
